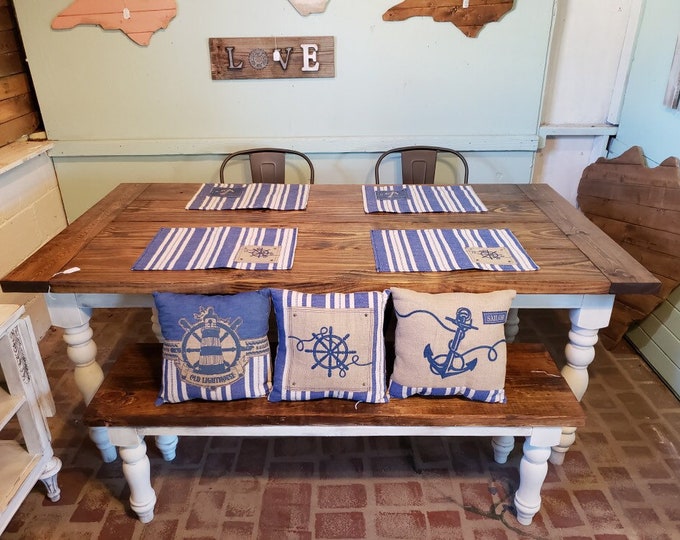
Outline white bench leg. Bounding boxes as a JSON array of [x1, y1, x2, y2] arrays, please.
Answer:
[[504, 308, 520, 343], [491, 435, 514, 463], [119, 437, 156, 523], [90, 426, 117, 463], [514, 438, 551, 526]]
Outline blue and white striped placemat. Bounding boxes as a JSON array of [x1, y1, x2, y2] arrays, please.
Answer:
[[370, 228, 538, 272], [362, 185, 487, 213], [132, 226, 298, 271], [186, 183, 309, 211]]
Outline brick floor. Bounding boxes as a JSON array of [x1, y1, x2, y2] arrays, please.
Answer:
[[3, 307, 680, 539]]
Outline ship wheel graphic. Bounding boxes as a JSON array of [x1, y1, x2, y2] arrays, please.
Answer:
[[298, 326, 359, 378]]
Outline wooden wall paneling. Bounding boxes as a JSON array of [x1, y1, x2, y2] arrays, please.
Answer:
[[0, 1, 40, 147]]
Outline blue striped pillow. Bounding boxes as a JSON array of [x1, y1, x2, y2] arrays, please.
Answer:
[[269, 289, 389, 403], [153, 290, 272, 403], [388, 288, 516, 403]]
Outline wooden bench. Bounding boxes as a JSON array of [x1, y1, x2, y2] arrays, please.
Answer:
[[83, 342, 585, 526]]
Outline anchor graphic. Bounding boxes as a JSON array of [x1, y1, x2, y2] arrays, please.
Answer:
[[424, 307, 479, 378]]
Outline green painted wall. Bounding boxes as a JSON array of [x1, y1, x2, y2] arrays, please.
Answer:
[[13, 0, 554, 219]]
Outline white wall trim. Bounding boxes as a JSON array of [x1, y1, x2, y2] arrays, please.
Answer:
[[48, 135, 540, 158]]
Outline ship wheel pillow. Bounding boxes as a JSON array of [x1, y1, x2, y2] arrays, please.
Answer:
[[389, 287, 516, 403], [269, 288, 390, 403], [153, 290, 272, 404]]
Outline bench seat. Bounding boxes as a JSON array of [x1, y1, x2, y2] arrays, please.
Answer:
[[84, 342, 585, 526]]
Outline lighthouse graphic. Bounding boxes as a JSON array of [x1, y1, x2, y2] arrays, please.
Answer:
[[177, 306, 248, 385]]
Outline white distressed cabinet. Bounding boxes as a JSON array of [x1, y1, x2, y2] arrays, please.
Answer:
[[0, 304, 61, 534]]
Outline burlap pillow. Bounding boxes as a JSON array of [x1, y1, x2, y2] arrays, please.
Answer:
[[389, 287, 516, 402], [269, 289, 389, 403]]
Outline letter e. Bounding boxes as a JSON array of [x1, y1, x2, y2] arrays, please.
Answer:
[[301, 43, 320, 72]]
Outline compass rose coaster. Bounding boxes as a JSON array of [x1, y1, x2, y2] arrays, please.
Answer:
[[370, 228, 538, 272], [153, 290, 272, 403], [362, 184, 487, 213], [186, 183, 310, 211], [132, 226, 298, 270], [388, 287, 516, 403], [269, 288, 390, 403]]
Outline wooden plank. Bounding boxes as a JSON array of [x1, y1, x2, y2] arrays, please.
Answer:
[[518, 184, 660, 295], [0, 51, 23, 78], [0, 28, 18, 55], [0, 93, 34, 124], [0, 7, 13, 32], [84, 342, 585, 429], [0, 112, 38, 147], [0, 73, 30, 101], [0, 183, 150, 293]]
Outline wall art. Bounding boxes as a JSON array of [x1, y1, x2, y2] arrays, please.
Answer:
[[51, 0, 177, 46], [383, 0, 514, 38]]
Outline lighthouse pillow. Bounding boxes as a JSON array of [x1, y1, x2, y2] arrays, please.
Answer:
[[388, 288, 516, 403], [152, 290, 272, 403]]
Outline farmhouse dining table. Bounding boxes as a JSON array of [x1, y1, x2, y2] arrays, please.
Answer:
[[1, 182, 660, 463]]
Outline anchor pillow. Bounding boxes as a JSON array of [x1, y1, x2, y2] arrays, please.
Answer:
[[153, 290, 272, 403], [388, 287, 516, 403], [269, 288, 390, 403]]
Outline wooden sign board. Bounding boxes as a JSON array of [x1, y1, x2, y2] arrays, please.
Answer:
[[210, 36, 334, 80]]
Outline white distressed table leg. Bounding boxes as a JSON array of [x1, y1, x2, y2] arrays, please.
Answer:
[[39, 456, 62, 502], [119, 436, 156, 523], [514, 438, 551, 526], [46, 293, 116, 462], [491, 435, 514, 463], [155, 434, 178, 461], [551, 295, 614, 464], [504, 308, 520, 343]]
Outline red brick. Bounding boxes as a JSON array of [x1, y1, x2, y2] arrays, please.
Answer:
[[221, 520, 255, 539], [98, 509, 137, 540], [375, 511, 427, 538], [273, 437, 319, 457], [375, 482, 424, 506], [186, 490, 227, 530], [139, 519, 179, 540], [319, 457, 364, 479], [461, 482, 494, 521], [541, 488, 584, 528], [235, 438, 270, 475], [69, 483, 111, 523], [574, 489, 622, 529], [318, 484, 367, 509], [427, 510, 463, 540], [315, 512, 366, 539], [321, 437, 365, 454]]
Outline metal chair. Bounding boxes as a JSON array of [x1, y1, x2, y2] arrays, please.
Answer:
[[374, 146, 469, 185], [219, 148, 315, 184]]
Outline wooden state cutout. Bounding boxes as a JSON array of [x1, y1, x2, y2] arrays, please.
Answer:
[[577, 146, 680, 349], [51, 0, 177, 46], [288, 0, 330, 16], [383, 0, 514, 38]]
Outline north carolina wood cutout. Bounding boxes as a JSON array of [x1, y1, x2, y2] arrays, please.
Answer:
[[383, 0, 515, 38], [288, 0, 330, 16], [577, 146, 680, 349], [51, 0, 177, 46]]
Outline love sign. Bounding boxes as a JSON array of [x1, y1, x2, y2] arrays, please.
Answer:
[[210, 36, 335, 80]]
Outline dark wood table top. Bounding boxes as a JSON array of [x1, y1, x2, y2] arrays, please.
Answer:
[[1, 183, 660, 296]]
